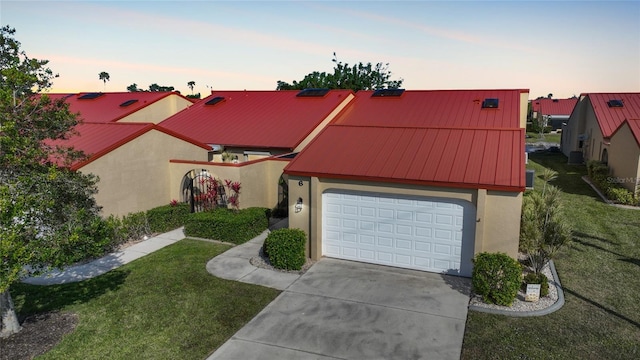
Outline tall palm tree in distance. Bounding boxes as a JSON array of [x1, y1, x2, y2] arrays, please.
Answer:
[[188, 81, 195, 95], [99, 71, 110, 91]]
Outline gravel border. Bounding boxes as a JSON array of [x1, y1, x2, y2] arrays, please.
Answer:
[[468, 260, 565, 317]]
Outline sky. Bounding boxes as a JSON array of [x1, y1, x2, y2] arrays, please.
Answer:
[[2, 0, 639, 99]]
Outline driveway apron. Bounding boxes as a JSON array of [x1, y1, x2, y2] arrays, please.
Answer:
[[208, 258, 471, 360]]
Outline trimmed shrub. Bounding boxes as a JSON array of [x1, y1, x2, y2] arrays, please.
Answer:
[[472, 252, 522, 306], [147, 203, 190, 233], [606, 187, 637, 205], [587, 160, 638, 206], [264, 228, 306, 271], [184, 207, 268, 244], [523, 272, 549, 297]]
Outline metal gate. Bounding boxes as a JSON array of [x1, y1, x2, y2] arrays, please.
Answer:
[[181, 170, 227, 213]]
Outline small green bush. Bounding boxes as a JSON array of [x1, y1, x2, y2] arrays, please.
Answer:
[[523, 272, 549, 297], [184, 207, 268, 244], [606, 187, 637, 206], [147, 203, 190, 233], [472, 252, 522, 306], [264, 228, 306, 271]]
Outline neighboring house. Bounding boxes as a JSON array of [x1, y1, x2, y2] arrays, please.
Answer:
[[609, 119, 640, 193], [43, 91, 205, 217], [561, 93, 640, 191], [51, 91, 194, 124], [159, 89, 354, 162], [530, 97, 577, 131], [160, 89, 355, 212], [285, 89, 529, 277], [49, 122, 209, 217]]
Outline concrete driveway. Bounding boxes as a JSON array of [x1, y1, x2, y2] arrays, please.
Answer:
[[208, 258, 471, 360]]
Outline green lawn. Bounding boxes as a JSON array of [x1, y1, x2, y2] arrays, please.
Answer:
[[9, 239, 280, 360], [526, 131, 561, 144], [461, 153, 640, 359]]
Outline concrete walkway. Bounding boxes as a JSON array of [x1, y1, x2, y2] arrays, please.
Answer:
[[23, 227, 185, 285]]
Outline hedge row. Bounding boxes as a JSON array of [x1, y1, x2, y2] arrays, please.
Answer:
[[184, 207, 269, 244], [147, 203, 190, 233], [587, 160, 638, 206]]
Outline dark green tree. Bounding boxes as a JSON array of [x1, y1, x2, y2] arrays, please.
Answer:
[[187, 80, 195, 94], [148, 83, 174, 92], [277, 53, 403, 91], [127, 83, 139, 92], [98, 71, 110, 91], [1, 26, 103, 337]]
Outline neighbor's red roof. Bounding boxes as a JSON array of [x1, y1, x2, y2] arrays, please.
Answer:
[[48, 122, 209, 170], [332, 89, 526, 128], [285, 89, 527, 192], [51, 91, 192, 123], [158, 90, 353, 149], [585, 93, 640, 138], [531, 98, 577, 116]]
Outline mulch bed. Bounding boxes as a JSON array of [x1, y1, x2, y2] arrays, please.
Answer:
[[0, 312, 78, 360]]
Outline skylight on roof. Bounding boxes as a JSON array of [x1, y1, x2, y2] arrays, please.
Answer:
[[205, 96, 225, 106], [296, 88, 330, 97], [371, 89, 405, 97], [78, 92, 103, 100], [119, 99, 138, 107], [482, 98, 499, 109], [607, 99, 624, 108]]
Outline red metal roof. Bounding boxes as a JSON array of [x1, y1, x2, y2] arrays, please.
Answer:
[[585, 93, 640, 138], [48, 122, 209, 170], [531, 98, 577, 116], [52, 91, 191, 123], [158, 90, 353, 150], [285, 89, 527, 191], [331, 89, 526, 129]]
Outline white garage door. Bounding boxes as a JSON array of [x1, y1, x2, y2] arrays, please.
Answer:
[[322, 191, 475, 276]]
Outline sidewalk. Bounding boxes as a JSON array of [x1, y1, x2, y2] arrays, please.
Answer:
[[22, 227, 185, 285]]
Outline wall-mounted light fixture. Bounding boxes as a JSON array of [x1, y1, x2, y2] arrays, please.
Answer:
[[295, 197, 303, 213]]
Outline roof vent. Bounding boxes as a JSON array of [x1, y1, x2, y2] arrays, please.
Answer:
[[78, 92, 103, 100], [481, 98, 499, 108], [607, 99, 624, 108], [205, 96, 225, 106], [119, 99, 138, 107], [553, 99, 559, 102], [372, 89, 405, 97], [296, 88, 330, 97]]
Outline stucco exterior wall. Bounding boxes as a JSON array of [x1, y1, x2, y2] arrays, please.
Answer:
[[169, 158, 289, 210], [480, 190, 522, 257], [79, 130, 208, 217], [562, 95, 589, 157], [519, 92, 529, 129], [118, 95, 193, 124], [609, 124, 640, 193], [288, 177, 522, 263]]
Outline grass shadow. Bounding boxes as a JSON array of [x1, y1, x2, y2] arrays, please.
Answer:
[[563, 285, 640, 330], [11, 268, 130, 318]]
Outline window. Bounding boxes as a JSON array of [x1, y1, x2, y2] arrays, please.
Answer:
[[481, 98, 499, 108], [78, 92, 103, 100], [371, 89, 405, 97], [607, 99, 624, 108], [119, 99, 138, 107], [296, 88, 330, 97], [601, 149, 608, 165], [205, 96, 225, 106]]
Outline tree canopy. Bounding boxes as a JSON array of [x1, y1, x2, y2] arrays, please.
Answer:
[[127, 83, 176, 92], [1, 26, 103, 337], [277, 53, 403, 91], [99, 71, 110, 90]]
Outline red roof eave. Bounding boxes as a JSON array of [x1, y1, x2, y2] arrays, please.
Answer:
[[283, 169, 525, 193]]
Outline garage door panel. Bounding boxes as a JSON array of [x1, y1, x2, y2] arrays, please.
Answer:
[[323, 191, 474, 276]]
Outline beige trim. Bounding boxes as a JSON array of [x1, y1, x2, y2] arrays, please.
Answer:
[[294, 93, 355, 153]]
